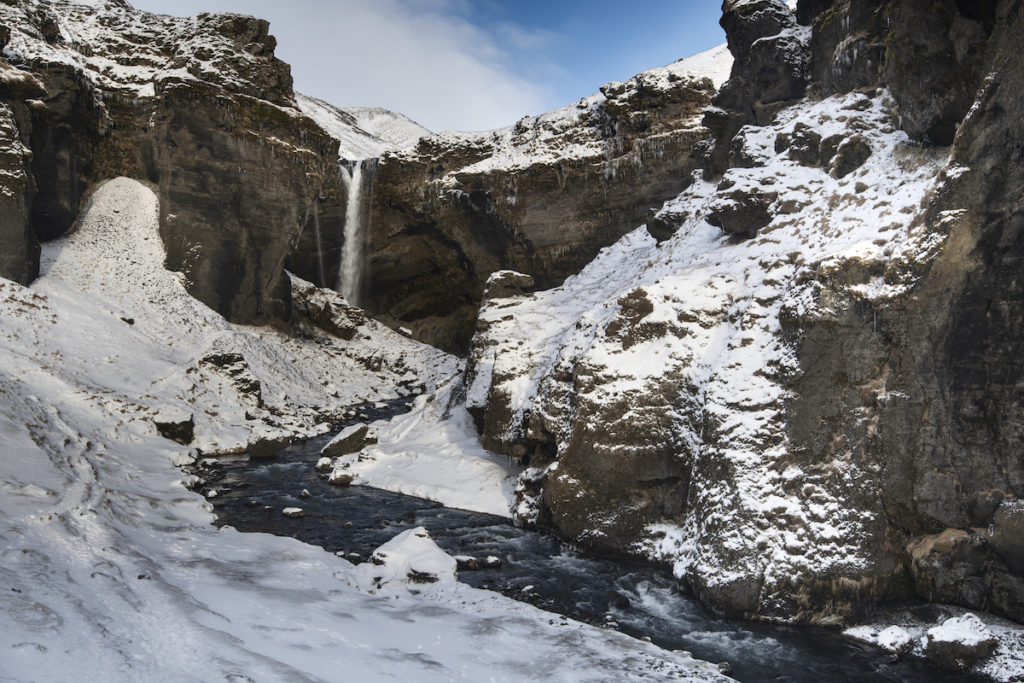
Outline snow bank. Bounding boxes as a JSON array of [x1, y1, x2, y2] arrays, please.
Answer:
[[846, 609, 1022, 680], [330, 378, 519, 517], [0, 177, 725, 681]]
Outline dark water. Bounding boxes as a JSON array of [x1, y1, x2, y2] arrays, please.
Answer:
[[198, 399, 977, 683]]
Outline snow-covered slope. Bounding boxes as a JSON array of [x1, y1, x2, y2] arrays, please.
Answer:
[[0, 177, 726, 681], [296, 94, 429, 160], [463, 89, 952, 612]]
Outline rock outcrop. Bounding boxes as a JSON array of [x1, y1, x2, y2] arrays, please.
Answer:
[[355, 48, 732, 352], [461, 0, 1024, 626], [0, 0, 338, 322]]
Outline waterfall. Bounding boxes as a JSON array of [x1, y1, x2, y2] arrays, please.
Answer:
[[310, 203, 326, 288], [339, 160, 366, 306]]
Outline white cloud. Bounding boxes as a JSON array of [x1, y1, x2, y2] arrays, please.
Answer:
[[130, 0, 556, 132]]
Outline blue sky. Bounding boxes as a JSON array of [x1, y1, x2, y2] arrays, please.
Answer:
[[129, 0, 725, 131]]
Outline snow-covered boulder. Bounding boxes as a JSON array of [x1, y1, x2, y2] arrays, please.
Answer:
[[321, 423, 376, 458], [922, 614, 998, 669], [349, 527, 457, 593]]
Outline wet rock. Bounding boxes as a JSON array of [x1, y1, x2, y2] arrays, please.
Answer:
[[921, 613, 998, 669], [152, 410, 195, 445], [829, 135, 871, 178], [246, 433, 292, 459], [328, 470, 354, 487], [315, 456, 333, 473], [454, 555, 500, 571], [321, 424, 376, 458]]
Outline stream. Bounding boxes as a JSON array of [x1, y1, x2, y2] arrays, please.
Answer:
[[198, 399, 978, 683]]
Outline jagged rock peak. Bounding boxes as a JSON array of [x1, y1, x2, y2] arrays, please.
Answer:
[[1, 0, 294, 105]]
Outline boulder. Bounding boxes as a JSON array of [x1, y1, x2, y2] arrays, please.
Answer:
[[246, 430, 292, 459], [320, 423, 376, 458], [829, 135, 871, 178], [484, 271, 535, 300], [706, 186, 777, 239], [921, 614, 998, 669], [152, 410, 195, 446], [349, 527, 457, 593]]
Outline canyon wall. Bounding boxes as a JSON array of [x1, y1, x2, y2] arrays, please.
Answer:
[[0, 0, 337, 322], [357, 52, 730, 352], [462, 0, 1024, 624]]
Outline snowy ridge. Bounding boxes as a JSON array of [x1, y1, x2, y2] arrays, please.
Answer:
[[394, 44, 733, 177], [296, 94, 429, 160], [0, 178, 726, 681], [4, 0, 276, 99]]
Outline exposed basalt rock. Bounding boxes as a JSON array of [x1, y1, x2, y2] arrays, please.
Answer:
[[0, 100, 38, 285], [290, 276, 367, 340], [828, 134, 871, 178], [484, 270, 535, 299], [0, 0, 338, 324], [645, 207, 689, 243], [705, 184, 777, 239], [799, 0, 996, 144], [359, 56, 725, 352], [153, 410, 195, 445], [705, 0, 809, 173], [199, 351, 263, 405]]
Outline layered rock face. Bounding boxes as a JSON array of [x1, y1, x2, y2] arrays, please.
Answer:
[[357, 49, 732, 352], [0, 0, 337, 322], [462, 0, 1024, 625]]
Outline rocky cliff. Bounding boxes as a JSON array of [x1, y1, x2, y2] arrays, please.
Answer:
[[462, 0, 1024, 627], [0, 0, 352, 323], [352, 48, 732, 352]]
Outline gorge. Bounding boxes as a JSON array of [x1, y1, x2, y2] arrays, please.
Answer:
[[1, 0, 1023, 681]]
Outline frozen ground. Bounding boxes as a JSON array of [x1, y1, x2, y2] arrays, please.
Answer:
[[0, 178, 724, 681], [327, 378, 520, 517]]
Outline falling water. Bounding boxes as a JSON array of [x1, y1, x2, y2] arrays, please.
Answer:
[[310, 203, 326, 288], [339, 160, 365, 306]]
